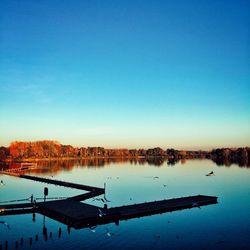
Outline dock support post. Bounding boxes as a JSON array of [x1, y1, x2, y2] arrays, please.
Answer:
[[58, 227, 62, 238]]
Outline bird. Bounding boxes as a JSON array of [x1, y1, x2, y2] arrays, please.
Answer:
[[104, 196, 111, 202], [153, 176, 159, 179], [106, 229, 115, 237], [163, 184, 167, 188], [98, 208, 106, 217], [89, 226, 97, 233], [192, 202, 201, 209], [92, 197, 104, 202], [206, 171, 215, 176]]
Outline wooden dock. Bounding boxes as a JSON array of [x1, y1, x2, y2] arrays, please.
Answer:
[[0, 173, 218, 229], [19, 175, 104, 193], [38, 195, 217, 229]]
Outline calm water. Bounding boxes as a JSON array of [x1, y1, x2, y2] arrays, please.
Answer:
[[0, 160, 250, 249]]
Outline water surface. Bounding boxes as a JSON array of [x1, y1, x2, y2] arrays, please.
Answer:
[[0, 160, 249, 249]]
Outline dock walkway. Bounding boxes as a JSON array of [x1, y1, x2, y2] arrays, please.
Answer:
[[38, 195, 217, 229], [0, 173, 218, 229], [19, 175, 104, 192]]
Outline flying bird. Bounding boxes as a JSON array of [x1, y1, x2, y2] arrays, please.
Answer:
[[104, 196, 111, 202], [206, 171, 215, 176]]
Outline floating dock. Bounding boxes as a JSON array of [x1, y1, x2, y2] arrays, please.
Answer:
[[0, 173, 218, 229], [38, 195, 217, 229], [19, 175, 104, 193]]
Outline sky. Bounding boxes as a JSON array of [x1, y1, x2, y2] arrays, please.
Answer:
[[0, 0, 249, 149]]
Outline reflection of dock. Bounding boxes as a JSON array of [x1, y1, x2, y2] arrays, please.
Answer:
[[0, 174, 218, 229]]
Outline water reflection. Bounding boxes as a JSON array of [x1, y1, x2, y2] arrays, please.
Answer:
[[3, 157, 249, 177], [0, 213, 65, 250], [0, 159, 250, 250], [0, 195, 217, 250]]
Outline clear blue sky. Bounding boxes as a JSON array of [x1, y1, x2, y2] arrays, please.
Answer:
[[0, 0, 249, 149]]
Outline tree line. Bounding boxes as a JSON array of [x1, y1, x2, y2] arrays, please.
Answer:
[[0, 140, 249, 166]]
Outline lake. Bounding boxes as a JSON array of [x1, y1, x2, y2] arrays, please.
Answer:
[[0, 159, 249, 249]]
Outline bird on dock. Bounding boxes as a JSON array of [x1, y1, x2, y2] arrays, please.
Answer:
[[0, 221, 10, 229], [206, 171, 215, 176], [192, 202, 201, 209], [98, 208, 106, 217]]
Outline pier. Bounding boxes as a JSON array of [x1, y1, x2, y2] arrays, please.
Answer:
[[38, 195, 217, 229], [19, 175, 104, 193], [0, 173, 218, 229]]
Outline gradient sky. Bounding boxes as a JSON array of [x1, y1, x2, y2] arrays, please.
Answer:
[[0, 0, 249, 149]]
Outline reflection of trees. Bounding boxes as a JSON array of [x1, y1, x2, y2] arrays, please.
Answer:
[[167, 158, 179, 166], [3, 146, 249, 174], [1, 141, 249, 169], [146, 157, 166, 166], [211, 148, 250, 168], [5, 153, 250, 175]]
